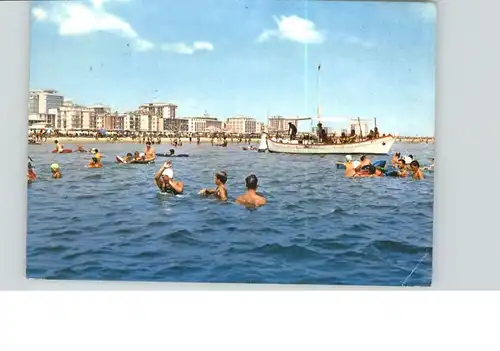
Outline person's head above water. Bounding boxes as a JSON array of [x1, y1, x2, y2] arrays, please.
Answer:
[[162, 167, 174, 181], [126, 153, 132, 157], [50, 163, 59, 171], [54, 140, 58, 144], [215, 171, 228, 185], [245, 174, 258, 190], [169, 149, 175, 155], [360, 155, 366, 161], [410, 160, 420, 169], [146, 141, 151, 147], [345, 155, 352, 162]]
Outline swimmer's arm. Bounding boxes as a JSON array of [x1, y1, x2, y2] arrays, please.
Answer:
[[170, 180, 184, 193]]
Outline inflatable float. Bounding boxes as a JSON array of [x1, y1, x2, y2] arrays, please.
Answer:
[[336, 160, 386, 170], [155, 153, 189, 158], [116, 156, 154, 164], [242, 146, 257, 151], [52, 149, 73, 153]]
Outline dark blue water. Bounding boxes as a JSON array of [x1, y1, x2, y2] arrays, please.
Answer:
[[27, 142, 434, 286]]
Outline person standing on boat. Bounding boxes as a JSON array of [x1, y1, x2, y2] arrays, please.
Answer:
[[288, 122, 297, 140], [236, 174, 267, 207], [316, 122, 323, 142]]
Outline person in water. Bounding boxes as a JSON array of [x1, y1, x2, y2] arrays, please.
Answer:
[[50, 163, 62, 179], [391, 152, 401, 166], [27, 162, 37, 182], [75, 145, 87, 152], [357, 155, 372, 171], [123, 153, 133, 163], [288, 122, 297, 140], [397, 159, 408, 177], [154, 161, 184, 194], [144, 141, 156, 161], [410, 160, 424, 180], [199, 171, 228, 201], [236, 174, 267, 207], [168, 149, 175, 156], [91, 148, 102, 160], [354, 164, 384, 177], [54, 140, 64, 153], [88, 157, 103, 168], [343, 155, 357, 177]]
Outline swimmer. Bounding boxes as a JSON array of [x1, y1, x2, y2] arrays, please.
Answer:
[[198, 171, 228, 201], [88, 157, 103, 168], [410, 160, 424, 180], [154, 161, 184, 195], [391, 152, 401, 166], [75, 145, 87, 152], [50, 163, 62, 179], [144, 141, 156, 161], [354, 164, 384, 177], [235, 174, 266, 207], [397, 159, 408, 177], [133, 151, 141, 160], [356, 155, 372, 172], [27, 161, 37, 182], [93, 149, 102, 160], [168, 149, 175, 156], [343, 155, 356, 177], [54, 140, 64, 153], [123, 153, 133, 163]]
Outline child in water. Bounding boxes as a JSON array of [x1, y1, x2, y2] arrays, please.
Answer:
[[88, 157, 103, 168], [51, 164, 62, 179]]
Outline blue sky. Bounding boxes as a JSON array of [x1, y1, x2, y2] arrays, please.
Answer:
[[30, 0, 436, 136]]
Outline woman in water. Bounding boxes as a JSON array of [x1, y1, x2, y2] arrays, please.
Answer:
[[198, 171, 228, 200], [51, 163, 62, 179], [154, 162, 184, 195]]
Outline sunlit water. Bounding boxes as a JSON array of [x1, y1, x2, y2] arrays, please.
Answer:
[[27, 142, 434, 286]]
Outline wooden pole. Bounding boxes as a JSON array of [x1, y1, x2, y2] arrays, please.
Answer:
[[358, 117, 363, 140]]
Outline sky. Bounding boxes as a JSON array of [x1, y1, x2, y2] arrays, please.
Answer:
[[29, 0, 437, 136]]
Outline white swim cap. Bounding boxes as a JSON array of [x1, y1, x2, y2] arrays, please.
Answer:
[[50, 163, 59, 170], [345, 155, 352, 161], [162, 168, 173, 178], [404, 156, 412, 164]]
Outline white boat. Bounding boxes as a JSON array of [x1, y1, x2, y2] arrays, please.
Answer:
[[259, 133, 395, 155]]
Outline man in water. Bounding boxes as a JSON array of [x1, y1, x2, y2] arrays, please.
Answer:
[[354, 164, 384, 177], [410, 160, 424, 180], [397, 159, 408, 177], [51, 163, 62, 179], [54, 140, 64, 153], [343, 155, 357, 177], [236, 174, 267, 207], [88, 157, 103, 168], [198, 171, 228, 201], [288, 122, 297, 140], [197, 136, 201, 145], [144, 141, 156, 161], [355, 155, 371, 172], [154, 161, 184, 194], [75, 145, 87, 152], [168, 149, 175, 156]]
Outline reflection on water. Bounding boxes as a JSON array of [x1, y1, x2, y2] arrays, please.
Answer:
[[27, 142, 434, 286]]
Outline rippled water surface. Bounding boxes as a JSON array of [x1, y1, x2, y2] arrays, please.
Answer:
[[27, 142, 434, 286]]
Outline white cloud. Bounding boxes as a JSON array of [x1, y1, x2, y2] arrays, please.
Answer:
[[257, 15, 324, 44], [32, 7, 48, 21], [161, 41, 214, 55], [31, 1, 213, 54]]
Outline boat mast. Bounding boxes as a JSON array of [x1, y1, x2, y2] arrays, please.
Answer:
[[316, 63, 321, 123], [357, 117, 364, 140]]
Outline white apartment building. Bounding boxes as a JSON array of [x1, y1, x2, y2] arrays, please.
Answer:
[[29, 89, 64, 114], [186, 117, 222, 133], [88, 104, 111, 130], [226, 116, 257, 134], [123, 114, 141, 131], [139, 115, 164, 132], [49, 101, 92, 130], [139, 102, 177, 119]]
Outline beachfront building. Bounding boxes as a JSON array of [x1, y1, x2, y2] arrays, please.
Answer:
[[28, 89, 65, 127], [186, 116, 223, 133], [139, 114, 164, 132], [225, 116, 257, 134], [123, 113, 141, 131], [138, 102, 177, 119], [267, 116, 298, 133], [48, 101, 93, 130], [88, 104, 111, 130], [164, 118, 189, 132]]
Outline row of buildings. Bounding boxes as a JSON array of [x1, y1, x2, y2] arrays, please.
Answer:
[[28, 89, 291, 134]]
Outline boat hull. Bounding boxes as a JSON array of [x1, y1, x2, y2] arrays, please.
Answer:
[[264, 134, 395, 155]]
